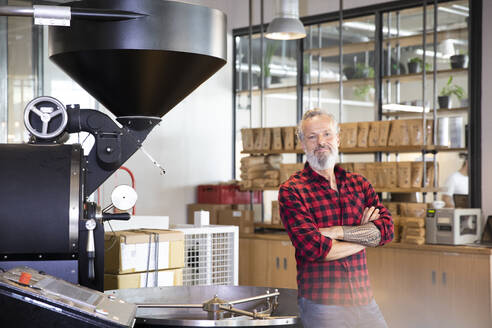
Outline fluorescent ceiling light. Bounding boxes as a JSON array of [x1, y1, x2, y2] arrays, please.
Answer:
[[451, 4, 469, 12], [438, 7, 469, 17], [266, 0, 306, 40], [382, 103, 429, 113], [266, 93, 374, 108], [344, 21, 413, 37], [415, 49, 449, 59]]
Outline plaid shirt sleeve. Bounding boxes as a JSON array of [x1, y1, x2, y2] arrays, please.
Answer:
[[278, 184, 333, 261], [360, 176, 394, 246]]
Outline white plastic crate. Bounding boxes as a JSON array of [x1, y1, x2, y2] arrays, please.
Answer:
[[171, 225, 239, 286]]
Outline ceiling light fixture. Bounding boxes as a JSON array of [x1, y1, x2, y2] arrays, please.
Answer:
[[265, 0, 306, 40]]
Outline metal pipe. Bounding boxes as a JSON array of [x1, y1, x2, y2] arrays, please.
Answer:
[[248, 0, 253, 127], [422, 0, 427, 195], [308, 25, 312, 108], [433, 0, 438, 193], [0, 5, 145, 21], [229, 291, 280, 305], [385, 12, 391, 107], [260, 0, 264, 128], [70, 8, 147, 21], [0, 6, 33, 17], [338, 0, 343, 124], [395, 11, 400, 104], [136, 303, 203, 308], [218, 304, 270, 319], [317, 23, 321, 108]]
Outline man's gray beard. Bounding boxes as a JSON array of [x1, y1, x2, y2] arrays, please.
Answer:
[[306, 150, 339, 171]]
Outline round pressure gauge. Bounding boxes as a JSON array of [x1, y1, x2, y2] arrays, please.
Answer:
[[111, 185, 138, 211], [85, 219, 96, 231]]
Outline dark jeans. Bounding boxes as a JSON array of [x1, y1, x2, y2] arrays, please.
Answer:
[[298, 297, 388, 328]]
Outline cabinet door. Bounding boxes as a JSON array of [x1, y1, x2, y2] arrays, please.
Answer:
[[367, 248, 439, 328], [366, 247, 397, 318], [268, 240, 297, 289], [239, 238, 251, 285], [438, 253, 491, 328], [249, 239, 270, 287]]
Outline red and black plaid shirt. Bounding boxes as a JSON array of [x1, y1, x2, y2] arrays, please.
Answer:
[[279, 163, 393, 305]]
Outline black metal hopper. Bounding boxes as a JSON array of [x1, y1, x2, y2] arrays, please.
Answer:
[[49, 0, 227, 118]]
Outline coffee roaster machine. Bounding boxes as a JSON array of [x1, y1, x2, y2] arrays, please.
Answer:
[[0, 0, 226, 291]]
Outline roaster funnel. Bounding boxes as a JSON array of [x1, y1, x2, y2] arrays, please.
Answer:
[[49, 0, 227, 117]]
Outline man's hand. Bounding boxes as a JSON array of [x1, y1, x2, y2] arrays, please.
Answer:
[[361, 206, 380, 224], [324, 239, 365, 261], [319, 226, 343, 240]]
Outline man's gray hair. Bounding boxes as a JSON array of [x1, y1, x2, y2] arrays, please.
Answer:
[[297, 108, 339, 142]]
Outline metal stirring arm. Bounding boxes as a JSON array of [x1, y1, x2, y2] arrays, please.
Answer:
[[136, 289, 281, 320], [217, 304, 270, 319]]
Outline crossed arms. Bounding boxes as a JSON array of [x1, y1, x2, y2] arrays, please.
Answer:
[[319, 207, 381, 261], [279, 185, 394, 263]]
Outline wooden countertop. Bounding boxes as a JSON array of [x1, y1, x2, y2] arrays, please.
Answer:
[[241, 233, 492, 255]]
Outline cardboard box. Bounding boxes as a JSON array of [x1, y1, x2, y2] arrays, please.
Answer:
[[187, 204, 232, 225], [232, 203, 262, 222], [272, 128, 283, 150], [241, 128, 254, 151], [271, 201, 281, 225], [280, 163, 304, 183], [104, 229, 185, 274], [253, 128, 264, 151], [282, 127, 295, 150], [218, 210, 254, 234], [104, 268, 183, 290], [261, 128, 272, 151]]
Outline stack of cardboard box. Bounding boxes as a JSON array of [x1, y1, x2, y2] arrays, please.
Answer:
[[104, 229, 185, 290], [187, 204, 258, 235], [384, 202, 428, 245], [239, 155, 281, 189]]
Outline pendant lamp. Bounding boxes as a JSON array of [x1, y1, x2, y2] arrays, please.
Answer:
[[265, 0, 306, 40]]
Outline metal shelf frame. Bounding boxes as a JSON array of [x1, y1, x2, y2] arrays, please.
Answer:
[[232, 0, 482, 209]]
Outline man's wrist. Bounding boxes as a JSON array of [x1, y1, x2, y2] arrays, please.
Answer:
[[336, 226, 344, 240]]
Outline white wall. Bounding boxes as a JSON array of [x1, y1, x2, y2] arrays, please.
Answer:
[[101, 0, 236, 223]]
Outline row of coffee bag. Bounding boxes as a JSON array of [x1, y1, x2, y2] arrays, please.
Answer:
[[339, 161, 438, 189], [340, 119, 434, 148]]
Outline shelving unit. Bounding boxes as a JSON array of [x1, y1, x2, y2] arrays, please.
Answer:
[[383, 68, 467, 83], [234, 0, 475, 219], [304, 77, 373, 89], [236, 85, 297, 96], [382, 106, 468, 118], [254, 223, 285, 230], [303, 27, 467, 58], [240, 186, 444, 193], [241, 146, 466, 155]]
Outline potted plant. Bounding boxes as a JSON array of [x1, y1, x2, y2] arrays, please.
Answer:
[[407, 57, 421, 74], [354, 84, 374, 100], [438, 76, 465, 109], [343, 63, 374, 80], [262, 41, 279, 88], [407, 57, 432, 74], [450, 51, 469, 69]]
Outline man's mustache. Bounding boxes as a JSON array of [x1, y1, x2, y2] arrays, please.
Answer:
[[315, 145, 334, 152]]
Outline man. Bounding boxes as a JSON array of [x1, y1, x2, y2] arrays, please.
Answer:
[[278, 109, 393, 328], [442, 153, 468, 208]]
